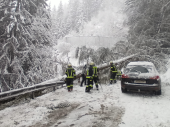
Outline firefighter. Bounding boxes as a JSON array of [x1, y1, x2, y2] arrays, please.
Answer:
[[65, 64, 76, 92], [85, 63, 93, 92], [116, 69, 122, 80], [110, 61, 117, 84], [85, 62, 99, 92], [92, 63, 99, 90]]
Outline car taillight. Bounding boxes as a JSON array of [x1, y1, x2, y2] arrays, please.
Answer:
[[122, 74, 129, 78], [150, 76, 160, 80]]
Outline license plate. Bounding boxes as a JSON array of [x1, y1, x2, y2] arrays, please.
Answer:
[[134, 80, 146, 83]]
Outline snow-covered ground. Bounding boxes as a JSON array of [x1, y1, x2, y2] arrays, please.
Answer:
[[0, 76, 170, 127]]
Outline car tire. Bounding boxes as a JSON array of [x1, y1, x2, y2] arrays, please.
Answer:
[[156, 90, 161, 95], [121, 87, 127, 93]]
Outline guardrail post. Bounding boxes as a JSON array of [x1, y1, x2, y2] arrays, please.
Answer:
[[32, 92, 35, 99], [53, 86, 56, 91]]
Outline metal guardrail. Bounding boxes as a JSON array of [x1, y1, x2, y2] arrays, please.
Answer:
[[0, 81, 65, 102], [0, 54, 138, 102]]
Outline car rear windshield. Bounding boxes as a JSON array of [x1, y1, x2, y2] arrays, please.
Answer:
[[125, 65, 153, 74], [130, 66, 149, 73]]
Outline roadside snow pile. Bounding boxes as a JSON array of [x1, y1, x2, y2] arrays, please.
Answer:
[[161, 69, 170, 84], [160, 59, 170, 84]]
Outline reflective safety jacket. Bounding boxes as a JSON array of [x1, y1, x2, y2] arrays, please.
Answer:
[[117, 70, 122, 76], [110, 64, 117, 73], [86, 65, 98, 78], [65, 67, 76, 78], [93, 66, 98, 77]]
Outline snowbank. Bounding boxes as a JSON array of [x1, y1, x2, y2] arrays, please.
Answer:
[[160, 59, 170, 83]]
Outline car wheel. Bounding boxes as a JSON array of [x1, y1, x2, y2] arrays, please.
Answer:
[[121, 87, 127, 93], [156, 90, 161, 95]]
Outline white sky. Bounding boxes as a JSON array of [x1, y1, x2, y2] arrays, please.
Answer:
[[47, 0, 69, 8]]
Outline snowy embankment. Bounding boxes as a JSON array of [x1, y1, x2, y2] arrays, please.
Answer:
[[1, 78, 170, 127]]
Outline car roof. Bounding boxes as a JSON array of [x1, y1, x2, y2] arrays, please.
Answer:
[[127, 61, 154, 66]]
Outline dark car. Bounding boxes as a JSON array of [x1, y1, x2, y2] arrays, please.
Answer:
[[121, 61, 161, 95]]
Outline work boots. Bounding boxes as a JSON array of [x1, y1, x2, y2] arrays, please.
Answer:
[[68, 88, 70, 92], [85, 87, 90, 92], [68, 87, 73, 92]]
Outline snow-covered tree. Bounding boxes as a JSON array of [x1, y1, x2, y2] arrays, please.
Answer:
[[0, 0, 57, 92], [125, 0, 170, 72]]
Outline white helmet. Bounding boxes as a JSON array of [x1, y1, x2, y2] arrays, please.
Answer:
[[90, 62, 94, 65], [68, 64, 72, 67]]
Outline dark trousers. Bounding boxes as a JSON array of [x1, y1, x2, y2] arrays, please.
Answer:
[[110, 72, 117, 83], [81, 74, 86, 86], [85, 77, 93, 92], [93, 76, 99, 89], [66, 78, 73, 91]]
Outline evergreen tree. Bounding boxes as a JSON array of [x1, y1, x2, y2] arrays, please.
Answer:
[[0, 0, 56, 91], [125, 0, 170, 72], [56, 1, 65, 39]]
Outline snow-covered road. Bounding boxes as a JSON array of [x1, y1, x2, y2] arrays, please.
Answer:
[[118, 82, 170, 127], [0, 81, 170, 127]]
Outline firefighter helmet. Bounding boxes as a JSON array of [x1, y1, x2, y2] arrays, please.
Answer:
[[110, 61, 113, 64], [90, 62, 94, 65], [68, 64, 72, 67]]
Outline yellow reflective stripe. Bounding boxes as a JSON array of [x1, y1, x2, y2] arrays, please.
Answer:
[[87, 70, 89, 75], [111, 66, 117, 71], [70, 85, 73, 87], [112, 71, 117, 72], [93, 66, 97, 75], [86, 76, 93, 79], [90, 85, 93, 87], [110, 79, 113, 80], [67, 86, 70, 88]]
